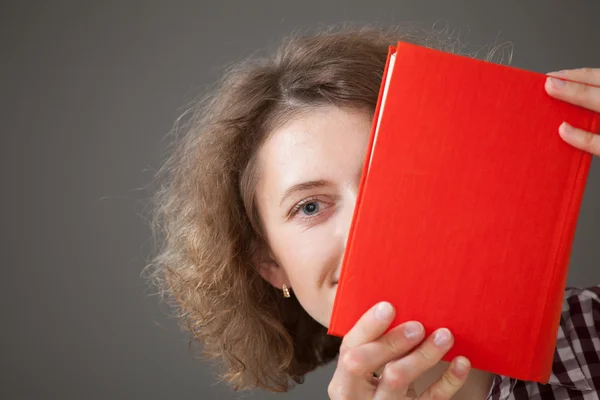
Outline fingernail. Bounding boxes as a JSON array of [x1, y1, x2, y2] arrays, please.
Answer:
[[548, 76, 566, 89], [548, 70, 567, 75], [434, 328, 451, 346], [453, 357, 470, 377], [374, 302, 393, 320], [560, 122, 574, 135], [403, 321, 424, 339]]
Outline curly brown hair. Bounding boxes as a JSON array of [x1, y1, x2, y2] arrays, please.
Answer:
[[147, 23, 506, 392]]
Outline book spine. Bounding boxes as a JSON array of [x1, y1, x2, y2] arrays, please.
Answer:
[[530, 112, 596, 382]]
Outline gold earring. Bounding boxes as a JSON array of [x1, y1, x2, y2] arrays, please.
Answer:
[[282, 283, 291, 298]]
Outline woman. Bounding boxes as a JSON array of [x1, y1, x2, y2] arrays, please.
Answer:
[[148, 25, 600, 399]]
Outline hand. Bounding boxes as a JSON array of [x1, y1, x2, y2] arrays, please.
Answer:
[[545, 68, 600, 156], [328, 302, 471, 399]]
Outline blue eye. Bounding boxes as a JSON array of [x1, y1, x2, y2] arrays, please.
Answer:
[[302, 201, 319, 215]]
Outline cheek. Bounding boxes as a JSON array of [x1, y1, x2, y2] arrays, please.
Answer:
[[271, 229, 326, 285], [268, 224, 342, 326]]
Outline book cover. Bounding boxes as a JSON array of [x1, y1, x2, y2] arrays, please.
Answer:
[[328, 41, 599, 383]]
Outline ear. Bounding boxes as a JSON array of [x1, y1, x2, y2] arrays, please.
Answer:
[[253, 246, 288, 290]]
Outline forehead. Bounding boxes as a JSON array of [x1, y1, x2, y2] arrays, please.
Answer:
[[257, 106, 373, 192]]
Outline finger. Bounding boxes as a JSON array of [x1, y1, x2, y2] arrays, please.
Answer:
[[338, 321, 425, 379], [373, 328, 454, 400], [548, 68, 600, 86], [545, 70, 600, 113], [558, 122, 600, 156], [341, 302, 396, 350], [328, 302, 398, 400], [331, 321, 425, 400], [419, 356, 472, 400]]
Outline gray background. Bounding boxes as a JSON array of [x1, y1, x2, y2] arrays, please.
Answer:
[[2, 1, 600, 399]]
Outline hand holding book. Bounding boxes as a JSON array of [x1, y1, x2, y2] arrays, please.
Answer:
[[545, 68, 600, 157], [328, 302, 474, 400]]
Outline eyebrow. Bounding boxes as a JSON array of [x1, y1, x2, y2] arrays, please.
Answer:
[[279, 179, 329, 207]]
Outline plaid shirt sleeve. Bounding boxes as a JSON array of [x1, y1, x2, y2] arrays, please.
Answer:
[[487, 286, 600, 400]]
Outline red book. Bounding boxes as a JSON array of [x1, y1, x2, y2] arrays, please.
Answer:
[[328, 41, 599, 383]]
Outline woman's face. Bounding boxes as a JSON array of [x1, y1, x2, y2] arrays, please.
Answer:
[[255, 105, 372, 327]]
